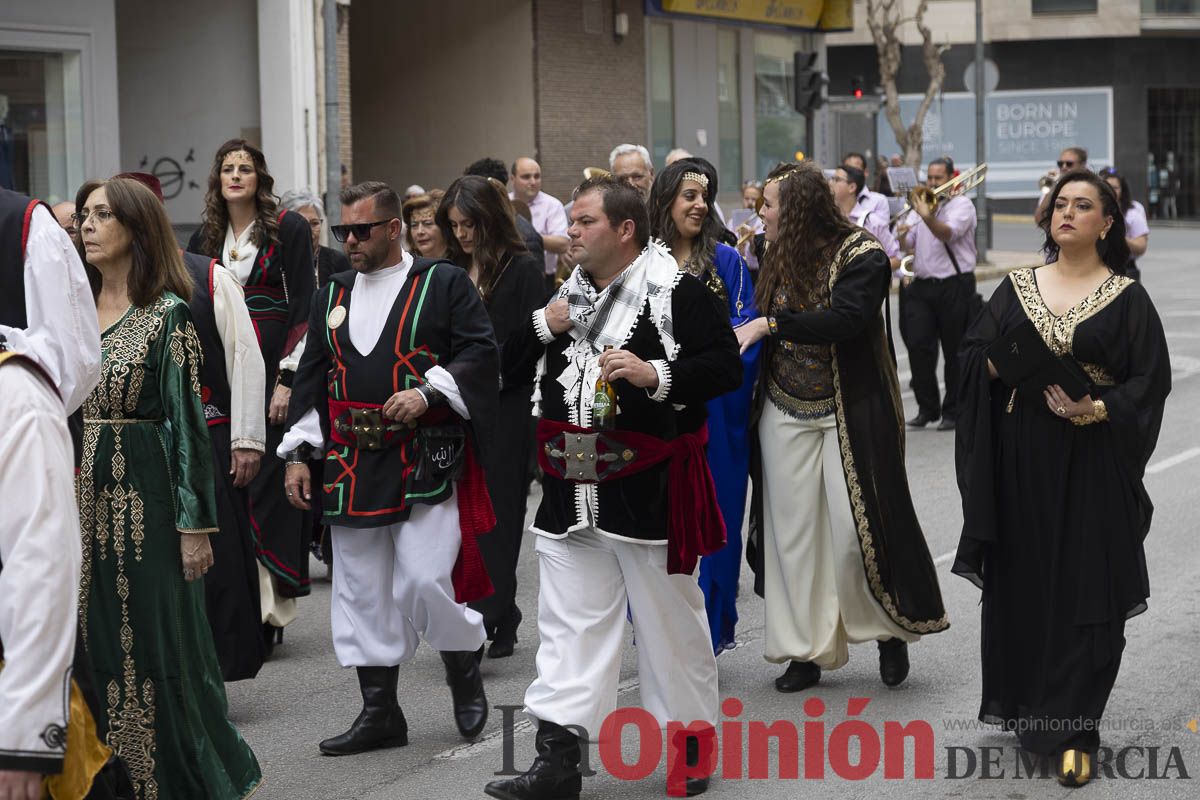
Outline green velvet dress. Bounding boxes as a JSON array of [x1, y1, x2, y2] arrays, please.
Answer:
[[78, 294, 262, 799]]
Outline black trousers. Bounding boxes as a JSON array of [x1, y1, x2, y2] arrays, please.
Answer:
[[899, 273, 975, 420]]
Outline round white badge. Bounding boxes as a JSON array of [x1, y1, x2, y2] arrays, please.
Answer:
[[327, 305, 347, 329]]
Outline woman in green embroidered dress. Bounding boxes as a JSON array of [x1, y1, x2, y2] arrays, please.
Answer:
[[75, 177, 261, 799], [954, 170, 1171, 787]]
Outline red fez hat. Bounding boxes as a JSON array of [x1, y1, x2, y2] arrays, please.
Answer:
[[114, 172, 165, 203]]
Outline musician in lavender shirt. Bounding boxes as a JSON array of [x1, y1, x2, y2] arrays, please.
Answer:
[[831, 165, 899, 271], [896, 156, 977, 431], [843, 152, 891, 222]]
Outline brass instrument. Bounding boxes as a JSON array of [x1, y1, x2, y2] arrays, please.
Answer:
[[889, 162, 988, 225], [583, 166, 611, 180], [1038, 171, 1056, 196]]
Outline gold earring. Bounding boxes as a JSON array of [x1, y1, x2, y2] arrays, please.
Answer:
[[1101, 229, 1108, 240]]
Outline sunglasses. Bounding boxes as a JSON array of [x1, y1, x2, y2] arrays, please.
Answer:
[[330, 219, 392, 243], [1056, 160, 1077, 169]]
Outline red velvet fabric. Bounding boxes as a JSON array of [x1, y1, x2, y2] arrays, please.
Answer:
[[536, 420, 726, 575]]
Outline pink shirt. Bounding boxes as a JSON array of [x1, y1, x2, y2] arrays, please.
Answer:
[[1125, 201, 1150, 239], [514, 190, 569, 276], [851, 207, 899, 259], [852, 189, 891, 225], [904, 194, 977, 279]]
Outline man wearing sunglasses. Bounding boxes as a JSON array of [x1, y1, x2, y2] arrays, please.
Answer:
[[1035, 146, 1089, 223], [279, 181, 500, 755]]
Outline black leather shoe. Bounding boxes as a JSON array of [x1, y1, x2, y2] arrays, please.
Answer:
[[488, 606, 522, 659], [319, 666, 408, 755], [484, 721, 581, 800], [684, 734, 711, 796], [774, 660, 821, 693], [936, 417, 956, 431], [906, 412, 939, 429], [878, 639, 910, 687], [441, 649, 489, 739]]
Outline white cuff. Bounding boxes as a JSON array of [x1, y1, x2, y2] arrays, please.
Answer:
[[276, 407, 323, 458], [647, 359, 671, 403], [533, 309, 555, 344]]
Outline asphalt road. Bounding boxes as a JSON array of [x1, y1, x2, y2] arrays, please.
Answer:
[[228, 221, 1200, 799]]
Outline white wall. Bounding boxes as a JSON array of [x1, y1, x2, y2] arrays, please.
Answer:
[[0, 0, 121, 197], [257, 0, 319, 201], [115, 0, 261, 225]]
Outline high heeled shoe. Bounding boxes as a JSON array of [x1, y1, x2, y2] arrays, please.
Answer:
[[1057, 749, 1092, 787]]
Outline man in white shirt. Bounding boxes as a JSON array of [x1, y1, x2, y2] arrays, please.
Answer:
[[831, 165, 900, 271], [511, 157, 569, 289], [843, 152, 891, 223]]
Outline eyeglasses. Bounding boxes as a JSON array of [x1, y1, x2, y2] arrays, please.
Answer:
[[71, 209, 116, 227], [330, 219, 392, 243], [1056, 160, 1077, 169]]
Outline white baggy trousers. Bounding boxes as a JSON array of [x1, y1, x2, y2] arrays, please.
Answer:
[[523, 527, 718, 741], [329, 494, 486, 667]]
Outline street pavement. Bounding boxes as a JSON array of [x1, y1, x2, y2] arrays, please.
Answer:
[[228, 221, 1200, 799]]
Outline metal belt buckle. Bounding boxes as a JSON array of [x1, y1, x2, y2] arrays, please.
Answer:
[[544, 432, 637, 482]]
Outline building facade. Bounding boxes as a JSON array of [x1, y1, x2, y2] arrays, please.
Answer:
[[826, 0, 1200, 218]]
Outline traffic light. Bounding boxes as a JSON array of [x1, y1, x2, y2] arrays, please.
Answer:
[[851, 75, 865, 99], [793, 52, 825, 113]]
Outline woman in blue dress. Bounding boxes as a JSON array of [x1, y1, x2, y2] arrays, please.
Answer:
[[648, 158, 761, 654]]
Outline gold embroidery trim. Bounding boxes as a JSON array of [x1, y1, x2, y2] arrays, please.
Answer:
[[1010, 267, 1134, 356], [766, 378, 836, 420], [1079, 361, 1115, 386], [828, 230, 949, 634]]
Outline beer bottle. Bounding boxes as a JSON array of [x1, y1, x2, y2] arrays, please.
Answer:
[[593, 346, 617, 431]]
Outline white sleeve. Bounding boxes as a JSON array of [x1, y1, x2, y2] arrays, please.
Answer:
[[0, 207, 101, 414], [276, 407, 324, 457], [211, 265, 266, 451], [425, 364, 469, 419], [0, 363, 80, 773], [278, 333, 307, 372]]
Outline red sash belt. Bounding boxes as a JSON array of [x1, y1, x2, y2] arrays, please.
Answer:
[[325, 398, 495, 603], [536, 420, 726, 576]]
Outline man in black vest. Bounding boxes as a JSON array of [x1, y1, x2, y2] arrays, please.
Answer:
[[281, 181, 499, 754], [485, 176, 741, 800]]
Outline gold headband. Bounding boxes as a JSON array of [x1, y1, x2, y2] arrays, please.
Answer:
[[764, 165, 802, 186], [681, 171, 710, 191]]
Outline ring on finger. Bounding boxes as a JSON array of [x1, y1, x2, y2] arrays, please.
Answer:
[[1056, 405, 1066, 415]]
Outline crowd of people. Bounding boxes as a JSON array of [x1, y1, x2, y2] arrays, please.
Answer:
[[0, 135, 1170, 799]]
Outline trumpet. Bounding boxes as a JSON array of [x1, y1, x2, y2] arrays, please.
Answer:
[[889, 162, 988, 224], [1038, 171, 1056, 196]]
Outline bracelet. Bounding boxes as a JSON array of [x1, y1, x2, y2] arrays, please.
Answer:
[[284, 444, 312, 465], [417, 382, 445, 408], [277, 369, 296, 388], [767, 316, 779, 335], [1070, 399, 1109, 426]]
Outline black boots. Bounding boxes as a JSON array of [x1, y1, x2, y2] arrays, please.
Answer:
[[484, 721, 582, 800], [319, 666, 408, 755], [682, 735, 710, 796], [878, 638, 910, 687], [775, 660, 821, 693], [441, 649, 489, 739]]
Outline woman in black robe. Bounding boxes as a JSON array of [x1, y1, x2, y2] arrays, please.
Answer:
[[953, 170, 1171, 786], [438, 176, 545, 658], [188, 140, 316, 651]]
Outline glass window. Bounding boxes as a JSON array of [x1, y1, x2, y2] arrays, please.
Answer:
[[0, 49, 84, 204], [754, 34, 807, 181], [648, 22, 675, 171], [716, 29, 741, 194], [1032, 0, 1098, 12]]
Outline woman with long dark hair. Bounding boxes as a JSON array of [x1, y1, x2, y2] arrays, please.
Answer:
[[737, 162, 947, 694], [187, 139, 315, 650], [647, 159, 760, 655], [1099, 167, 1150, 280], [953, 170, 1170, 786], [76, 177, 261, 798], [437, 175, 544, 657]]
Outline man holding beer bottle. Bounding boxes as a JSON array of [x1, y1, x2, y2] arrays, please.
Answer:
[[485, 175, 741, 800]]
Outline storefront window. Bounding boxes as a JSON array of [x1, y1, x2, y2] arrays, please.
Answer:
[[0, 49, 84, 204], [716, 29, 741, 193], [754, 34, 807, 181], [648, 22, 675, 171]]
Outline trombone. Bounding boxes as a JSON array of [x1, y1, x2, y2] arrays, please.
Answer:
[[889, 163, 988, 225]]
